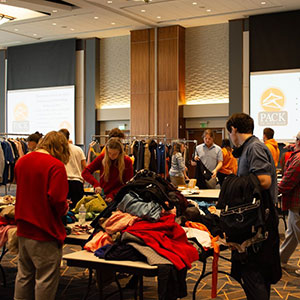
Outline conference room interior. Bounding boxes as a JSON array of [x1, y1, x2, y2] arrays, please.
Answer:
[[1, 0, 300, 299]]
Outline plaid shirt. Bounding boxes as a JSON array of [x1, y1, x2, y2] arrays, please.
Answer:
[[279, 149, 300, 210]]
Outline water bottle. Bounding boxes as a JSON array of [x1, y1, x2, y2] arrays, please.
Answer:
[[78, 204, 86, 226]]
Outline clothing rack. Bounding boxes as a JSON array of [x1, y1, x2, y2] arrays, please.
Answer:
[[0, 133, 30, 195], [0, 133, 30, 137]]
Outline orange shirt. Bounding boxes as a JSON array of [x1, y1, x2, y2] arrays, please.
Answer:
[[219, 147, 238, 175], [265, 139, 280, 167]]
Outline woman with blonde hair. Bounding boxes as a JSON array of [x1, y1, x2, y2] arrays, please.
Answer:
[[14, 131, 70, 300], [82, 138, 133, 202]]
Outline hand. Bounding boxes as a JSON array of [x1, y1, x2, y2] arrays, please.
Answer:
[[211, 170, 217, 178], [190, 160, 196, 167], [106, 197, 113, 203], [67, 199, 72, 205], [194, 155, 200, 161], [95, 186, 103, 194]]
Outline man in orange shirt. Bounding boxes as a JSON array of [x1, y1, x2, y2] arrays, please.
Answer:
[[263, 127, 280, 167]]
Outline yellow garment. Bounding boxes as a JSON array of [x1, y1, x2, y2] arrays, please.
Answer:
[[219, 148, 238, 175], [72, 194, 107, 213], [265, 139, 280, 167]]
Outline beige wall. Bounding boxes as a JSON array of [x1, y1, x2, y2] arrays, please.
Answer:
[[185, 23, 229, 105], [98, 35, 130, 109]]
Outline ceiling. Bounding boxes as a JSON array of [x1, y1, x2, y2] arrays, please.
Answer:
[[0, 0, 300, 48]]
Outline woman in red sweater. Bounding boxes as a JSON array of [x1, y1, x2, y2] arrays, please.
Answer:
[[14, 131, 70, 300], [82, 138, 134, 202]]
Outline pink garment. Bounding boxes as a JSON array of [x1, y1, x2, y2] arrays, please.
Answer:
[[104, 210, 141, 235], [0, 225, 17, 247], [84, 231, 113, 252]]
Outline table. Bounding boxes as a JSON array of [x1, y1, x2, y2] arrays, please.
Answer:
[[64, 221, 92, 246], [63, 250, 158, 300], [181, 189, 220, 201]]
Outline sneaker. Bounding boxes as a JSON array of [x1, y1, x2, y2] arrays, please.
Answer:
[[295, 269, 300, 275]]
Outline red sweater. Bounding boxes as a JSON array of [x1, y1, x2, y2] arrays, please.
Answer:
[[15, 152, 69, 245], [82, 153, 133, 200], [124, 214, 199, 270]]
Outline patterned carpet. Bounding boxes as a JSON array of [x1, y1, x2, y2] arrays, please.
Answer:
[[2, 186, 300, 299]]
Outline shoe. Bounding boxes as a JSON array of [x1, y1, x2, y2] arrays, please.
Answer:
[[295, 269, 300, 275]]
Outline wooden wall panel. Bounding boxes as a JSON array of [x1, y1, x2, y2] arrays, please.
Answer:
[[131, 29, 153, 135], [157, 91, 178, 138], [131, 26, 185, 138], [131, 94, 149, 135]]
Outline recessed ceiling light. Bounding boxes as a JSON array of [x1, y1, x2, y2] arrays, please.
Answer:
[[14, 28, 19, 31], [107, 0, 112, 3], [141, 9, 146, 12], [192, 2, 197, 5], [52, 9, 58, 13], [94, 16, 99, 19], [52, 23, 56, 25], [33, 33, 37, 36], [261, 1, 266, 4], [206, 9, 211, 12], [111, 22, 116, 25], [70, 28, 74, 31], [157, 16, 161, 19], [0, 0, 7, 2]]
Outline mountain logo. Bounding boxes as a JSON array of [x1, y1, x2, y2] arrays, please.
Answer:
[[260, 88, 285, 112]]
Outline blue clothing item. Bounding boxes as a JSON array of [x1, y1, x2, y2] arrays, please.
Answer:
[[237, 135, 278, 203], [195, 200, 215, 214], [169, 152, 185, 177], [157, 143, 165, 174], [194, 143, 223, 172], [94, 244, 112, 258], [1, 141, 15, 185], [117, 191, 162, 222]]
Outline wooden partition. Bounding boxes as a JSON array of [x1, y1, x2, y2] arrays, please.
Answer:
[[130, 25, 185, 138]]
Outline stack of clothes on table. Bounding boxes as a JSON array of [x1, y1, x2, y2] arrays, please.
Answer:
[[0, 195, 18, 253], [84, 170, 222, 300]]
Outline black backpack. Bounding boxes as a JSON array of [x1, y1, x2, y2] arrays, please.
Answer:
[[216, 173, 269, 248]]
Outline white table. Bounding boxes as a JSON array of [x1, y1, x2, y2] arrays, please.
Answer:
[[63, 250, 158, 300], [181, 189, 220, 200], [64, 221, 92, 246]]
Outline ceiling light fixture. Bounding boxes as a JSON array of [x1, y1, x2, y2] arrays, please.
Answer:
[[157, 16, 161, 19], [94, 16, 99, 19], [192, 2, 197, 5], [141, 9, 146, 12], [206, 9, 211, 12], [107, 0, 112, 3], [261, 1, 266, 4], [52, 9, 58, 12], [0, 13, 15, 25], [111, 22, 115, 25], [52, 22, 56, 25]]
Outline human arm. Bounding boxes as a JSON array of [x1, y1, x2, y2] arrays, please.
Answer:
[[212, 160, 223, 178], [81, 154, 103, 188], [48, 164, 69, 216]]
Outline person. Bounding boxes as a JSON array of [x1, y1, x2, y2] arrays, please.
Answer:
[[169, 142, 189, 187], [226, 113, 281, 300], [278, 131, 300, 275], [99, 128, 126, 155], [82, 138, 133, 202], [26, 131, 43, 151], [192, 129, 223, 188], [217, 138, 238, 186], [59, 128, 87, 209], [263, 127, 280, 167], [14, 131, 70, 300]]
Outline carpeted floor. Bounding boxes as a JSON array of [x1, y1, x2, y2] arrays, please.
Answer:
[[2, 185, 300, 299]]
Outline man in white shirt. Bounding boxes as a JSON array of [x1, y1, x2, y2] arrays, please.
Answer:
[[59, 129, 86, 208]]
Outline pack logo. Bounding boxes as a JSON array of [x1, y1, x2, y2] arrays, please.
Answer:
[[258, 88, 287, 126]]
